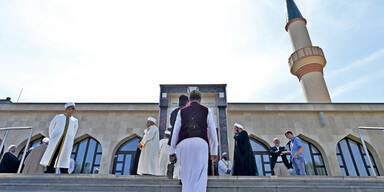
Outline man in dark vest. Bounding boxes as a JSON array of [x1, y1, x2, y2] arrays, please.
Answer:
[[169, 90, 218, 192], [232, 123, 257, 176], [269, 138, 291, 176], [167, 95, 188, 146]]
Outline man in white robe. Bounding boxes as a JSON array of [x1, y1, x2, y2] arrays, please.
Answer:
[[137, 117, 160, 175], [159, 129, 171, 176], [170, 90, 218, 192], [40, 102, 79, 174], [218, 152, 232, 176]]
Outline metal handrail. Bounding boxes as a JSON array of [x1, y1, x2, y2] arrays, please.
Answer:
[[0, 127, 33, 174], [357, 126, 384, 177]]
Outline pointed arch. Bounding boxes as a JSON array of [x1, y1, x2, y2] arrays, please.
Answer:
[[336, 135, 380, 176], [71, 135, 102, 174], [248, 135, 272, 149], [248, 136, 272, 176], [17, 133, 46, 159], [111, 134, 142, 175]]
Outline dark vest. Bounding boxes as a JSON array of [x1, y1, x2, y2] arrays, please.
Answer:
[[177, 102, 209, 145]]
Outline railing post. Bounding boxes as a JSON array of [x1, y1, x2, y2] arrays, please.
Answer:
[[0, 131, 9, 159], [358, 129, 377, 176], [17, 129, 33, 174]]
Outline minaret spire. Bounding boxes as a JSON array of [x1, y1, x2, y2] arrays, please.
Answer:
[[284, 0, 332, 103], [285, 0, 304, 23]]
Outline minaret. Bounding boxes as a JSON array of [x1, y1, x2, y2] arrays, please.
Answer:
[[285, 0, 331, 103]]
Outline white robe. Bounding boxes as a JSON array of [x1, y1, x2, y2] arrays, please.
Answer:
[[40, 114, 79, 168], [159, 138, 170, 176], [170, 109, 218, 192], [137, 125, 160, 175], [218, 159, 232, 176]]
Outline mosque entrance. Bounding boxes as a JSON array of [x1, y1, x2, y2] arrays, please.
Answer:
[[159, 84, 229, 156]]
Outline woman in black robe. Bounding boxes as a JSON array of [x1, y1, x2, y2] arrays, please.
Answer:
[[232, 124, 257, 176]]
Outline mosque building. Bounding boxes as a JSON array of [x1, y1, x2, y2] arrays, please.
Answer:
[[0, 0, 383, 177]]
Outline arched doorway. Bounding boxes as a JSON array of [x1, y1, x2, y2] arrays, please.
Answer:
[[286, 137, 327, 175], [336, 137, 379, 176], [112, 137, 141, 175], [71, 137, 102, 174], [250, 138, 272, 176], [18, 136, 44, 159]]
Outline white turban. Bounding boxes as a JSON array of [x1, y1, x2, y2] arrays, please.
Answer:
[[165, 130, 171, 135], [42, 137, 50, 144], [222, 152, 228, 156], [8, 145, 16, 151], [147, 117, 157, 124], [65, 102, 76, 109], [234, 123, 244, 130]]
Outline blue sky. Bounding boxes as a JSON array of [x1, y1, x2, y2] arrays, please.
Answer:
[[0, 0, 383, 103]]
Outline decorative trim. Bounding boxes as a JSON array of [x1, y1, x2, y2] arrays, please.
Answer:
[[296, 63, 324, 80], [285, 17, 307, 31]]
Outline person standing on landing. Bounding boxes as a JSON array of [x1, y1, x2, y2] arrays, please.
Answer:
[[40, 102, 79, 174], [169, 90, 218, 192]]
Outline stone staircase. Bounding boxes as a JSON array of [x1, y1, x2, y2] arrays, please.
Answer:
[[0, 174, 383, 192]]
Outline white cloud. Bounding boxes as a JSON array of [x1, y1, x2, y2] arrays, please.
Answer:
[[327, 49, 384, 78], [331, 70, 384, 99]]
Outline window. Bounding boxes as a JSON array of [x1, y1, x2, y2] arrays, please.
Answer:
[[112, 137, 141, 175], [286, 138, 327, 175], [18, 136, 44, 159], [336, 138, 379, 176], [250, 138, 272, 176], [71, 137, 102, 174]]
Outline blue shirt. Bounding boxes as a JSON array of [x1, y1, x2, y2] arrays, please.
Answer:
[[290, 136, 304, 159]]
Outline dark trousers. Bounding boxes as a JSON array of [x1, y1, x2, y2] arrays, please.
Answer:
[[45, 137, 68, 174]]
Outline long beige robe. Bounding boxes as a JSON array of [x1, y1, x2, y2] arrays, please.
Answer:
[[22, 143, 48, 174], [159, 138, 170, 176], [40, 114, 78, 168], [137, 125, 160, 175]]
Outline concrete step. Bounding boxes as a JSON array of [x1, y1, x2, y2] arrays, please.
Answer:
[[0, 174, 383, 192]]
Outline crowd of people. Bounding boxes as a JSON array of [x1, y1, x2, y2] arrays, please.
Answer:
[[0, 102, 78, 174], [0, 92, 307, 192], [134, 91, 307, 192]]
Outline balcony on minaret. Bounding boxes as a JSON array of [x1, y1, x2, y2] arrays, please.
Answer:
[[288, 46, 327, 79]]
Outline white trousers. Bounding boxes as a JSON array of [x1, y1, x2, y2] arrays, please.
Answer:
[[176, 138, 208, 192]]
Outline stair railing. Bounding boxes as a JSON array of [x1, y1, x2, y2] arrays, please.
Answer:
[[358, 126, 384, 177], [0, 127, 33, 174]]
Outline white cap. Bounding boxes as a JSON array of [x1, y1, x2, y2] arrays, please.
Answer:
[[147, 117, 157, 124], [234, 123, 244, 130], [222, 152, 228, 156], [42, 137, 50, 144], [65, 102, 76, 109], [8, 145, 16, 151], [165, 130, 171, 135]]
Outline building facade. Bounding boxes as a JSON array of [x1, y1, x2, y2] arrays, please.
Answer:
[[0, 0, 382, 178], [0, 95, 383, 176]]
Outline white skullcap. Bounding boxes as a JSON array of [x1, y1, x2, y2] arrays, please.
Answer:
[[8, 145, 16, 151], [42, 137, 50, 144], [147, 117, 157, 124], [165, 130, 171, 135], [234, 123, 244, 130], [64, 102, 76, 109], [222, 152, 228, 156]]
